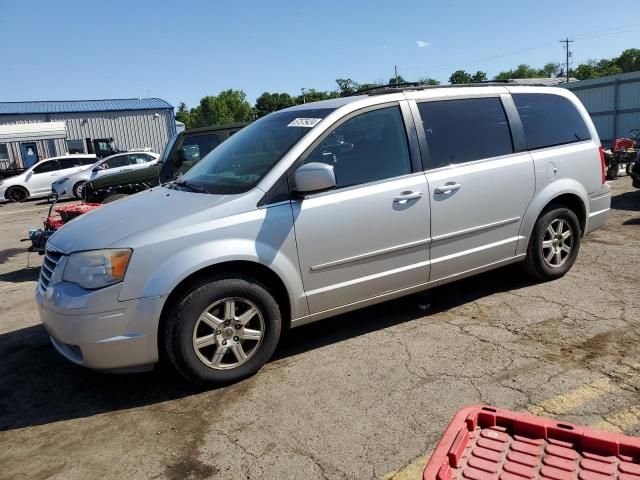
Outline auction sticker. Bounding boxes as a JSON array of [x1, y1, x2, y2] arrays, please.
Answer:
[[288, 118, 322, 128]]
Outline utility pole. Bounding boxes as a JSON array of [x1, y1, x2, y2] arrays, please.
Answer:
[[394, 65, 399, 84], [301, 88, 306, 104], [560, 38, 574, 83]]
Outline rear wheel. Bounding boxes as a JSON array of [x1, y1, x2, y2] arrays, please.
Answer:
[[163, 275, 282, 385], [101, 193, 128, 204], [72, 181, 86, 199], [6, 186, 28, 202], [524, 206, 581, 281]]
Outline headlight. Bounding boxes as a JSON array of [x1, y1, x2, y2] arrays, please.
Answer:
[[62, 249, 132, 289]]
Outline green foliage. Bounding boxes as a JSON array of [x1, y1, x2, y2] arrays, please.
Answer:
[[255, 92, 295, 118], [539, 63, 561, 78], [495, 64, 544, 80], [388, 74, 407, 85], [617, 48, 640, 73], [188, 90, 253, 128], [296, 89, 340, 104], [417, 77, 440, 85], [471, 71, 488, 83], [449, 70, 472, 84], [175, 102, 191, 127]]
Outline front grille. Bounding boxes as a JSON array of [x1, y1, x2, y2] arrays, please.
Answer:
[[39, 248, 63, 291]]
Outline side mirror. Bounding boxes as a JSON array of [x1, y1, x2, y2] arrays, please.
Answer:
[[173, 149, 186, 166], [294, 162, 336, 195]]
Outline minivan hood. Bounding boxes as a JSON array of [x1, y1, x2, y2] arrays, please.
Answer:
[[48, 187, 230, 253]]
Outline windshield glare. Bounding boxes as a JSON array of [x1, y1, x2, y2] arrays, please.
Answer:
[[181, 108, 334, 194]]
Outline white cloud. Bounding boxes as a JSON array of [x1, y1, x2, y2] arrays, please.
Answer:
[[416, 40, 430, 48]]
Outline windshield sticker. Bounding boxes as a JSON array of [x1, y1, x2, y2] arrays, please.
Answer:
[[287, 118, 322, 128]]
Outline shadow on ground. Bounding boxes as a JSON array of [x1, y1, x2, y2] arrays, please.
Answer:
[[611, 189, 640, 212], [0, 265, 535, 432], [0, 268, 40, 283]]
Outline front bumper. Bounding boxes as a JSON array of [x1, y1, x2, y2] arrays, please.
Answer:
[[35, 265, 165, 371]]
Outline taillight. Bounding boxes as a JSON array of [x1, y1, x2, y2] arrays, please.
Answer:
[[599, 146, 606, 184]]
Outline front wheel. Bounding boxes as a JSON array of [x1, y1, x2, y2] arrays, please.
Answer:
[[163, 275, 282, 385], [524, 206, 581, 281], [72, 181, 86, 199], [6, 186, 28, 202]]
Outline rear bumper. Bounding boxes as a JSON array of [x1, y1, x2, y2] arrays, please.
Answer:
[[585, 185, 611, 234]]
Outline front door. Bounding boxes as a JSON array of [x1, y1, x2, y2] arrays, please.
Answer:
[[20, 143, 38, 168], [291, 104, 431, 314], [414, 96, 535, 282]]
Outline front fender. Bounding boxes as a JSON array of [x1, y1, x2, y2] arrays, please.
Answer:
[[516, 178, 589, 256]]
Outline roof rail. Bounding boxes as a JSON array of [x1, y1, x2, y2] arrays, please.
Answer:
[[352, 80, 552, 96]]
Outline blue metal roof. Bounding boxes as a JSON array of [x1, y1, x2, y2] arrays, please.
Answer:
[[0, 98, 173, 115]]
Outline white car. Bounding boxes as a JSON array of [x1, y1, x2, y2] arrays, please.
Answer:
[[52, 151, 159, 199], [0, 154, 97, 202]]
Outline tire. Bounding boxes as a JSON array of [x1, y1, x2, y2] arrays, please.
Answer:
[[72, 181, 86, 199], [524, 206, 581, 281], [606, 164, 618, 180], [163, 274, 282, 385], [626, 163, 632, 176], [5, 186, 28, 202], [101, 193, 128, 204]]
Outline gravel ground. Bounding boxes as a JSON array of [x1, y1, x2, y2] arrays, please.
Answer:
[[0, 179, 639, 480]]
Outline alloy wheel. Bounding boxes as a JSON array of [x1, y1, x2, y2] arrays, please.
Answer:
[[542, 218, 574, 268], [192, 297, 265, 370]]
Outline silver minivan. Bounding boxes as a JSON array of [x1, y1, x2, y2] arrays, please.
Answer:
[[36, 85, 611, 384]]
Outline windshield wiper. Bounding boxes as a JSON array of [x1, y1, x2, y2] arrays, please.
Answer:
[[173, 180, 210, 193]]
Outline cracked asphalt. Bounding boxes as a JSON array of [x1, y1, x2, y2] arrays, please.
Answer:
[[0, 179, 639, 480]]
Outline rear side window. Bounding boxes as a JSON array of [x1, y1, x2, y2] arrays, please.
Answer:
[[513, 93, 591, 150], [59, 158, 83, 169], [103, 155, 129, 169], [418, 98, 513, 169]]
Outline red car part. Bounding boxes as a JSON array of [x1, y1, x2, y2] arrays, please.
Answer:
[[423, 405, 640, 480]]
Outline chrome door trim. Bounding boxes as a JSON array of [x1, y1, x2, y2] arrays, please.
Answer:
[[430, 236, 523, 264], [310, 238, 432, 272], [290, 254, 526, 328], [431, 216, 521, 242]]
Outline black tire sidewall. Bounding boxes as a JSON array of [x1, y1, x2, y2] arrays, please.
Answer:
[[7, 187, 27, 202], [606, 165, 618, 180], [165, 276, 282, 385], [73, 182, 86, 199], [527, 207, 581, 280]]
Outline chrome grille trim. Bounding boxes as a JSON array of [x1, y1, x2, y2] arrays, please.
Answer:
[[39, 249, 64, 291]]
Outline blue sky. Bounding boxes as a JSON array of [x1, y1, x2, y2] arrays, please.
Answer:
[[1, 0, 638, 109]]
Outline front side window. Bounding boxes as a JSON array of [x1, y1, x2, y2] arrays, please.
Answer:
[[303, 106, 412, 188], [418, 98, 514, 169], [33, 160, 59, 174], [513, 93, 591, 150], [103, 155, 129, 169], [182, 108, 334, 194], [66, 139, 85, 154]]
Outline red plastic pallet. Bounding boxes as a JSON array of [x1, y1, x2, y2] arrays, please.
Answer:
[[423, 406, 640, 480]]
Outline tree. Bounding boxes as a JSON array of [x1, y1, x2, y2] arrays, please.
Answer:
[[417, 77, 440, 85], [335, 78, 359, 95], [495, 64, 542, 80], [388, 74, 407, 85], [471, 71, 487, 83], [449, 70, 472, 84], [295, 89, 339, 104], [190, 89, 253, 127], [255, 92, 295, 118], [616, 48, 640, 73], [175, 102, 191, 128], [538, 62, 561, 78]]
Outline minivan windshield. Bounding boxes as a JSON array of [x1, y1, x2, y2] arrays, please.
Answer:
[[179, 108, 334, 194]]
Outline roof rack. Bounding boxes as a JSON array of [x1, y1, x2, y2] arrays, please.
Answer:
[[353, 80, 552, 96]]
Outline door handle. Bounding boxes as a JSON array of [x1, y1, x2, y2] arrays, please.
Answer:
[[434, 182, 461, 194], [393, 191, 423, 203]]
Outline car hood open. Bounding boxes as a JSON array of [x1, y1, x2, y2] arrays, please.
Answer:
[[48, 187, 231, 253]]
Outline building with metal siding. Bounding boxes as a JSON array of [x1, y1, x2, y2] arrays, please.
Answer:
[[0, 98, 175, 170], [562, 71, 640, 147]]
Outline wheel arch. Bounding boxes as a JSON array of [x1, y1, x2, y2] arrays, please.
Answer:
[[517, 180, 588, 255], [156, 260, 292, 361], [4, 184, 30, 200]]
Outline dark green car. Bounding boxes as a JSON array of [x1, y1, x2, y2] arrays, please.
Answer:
[[84, 123, 248, 203]]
